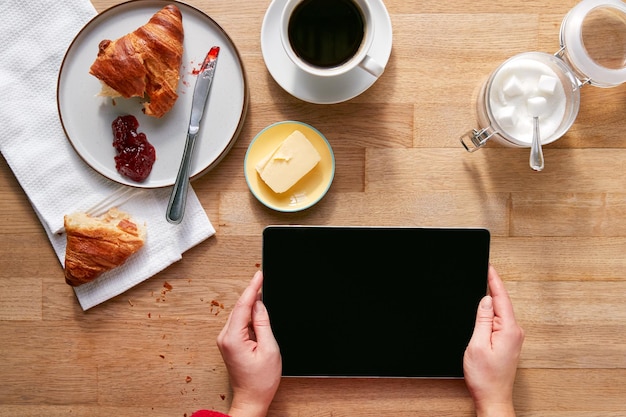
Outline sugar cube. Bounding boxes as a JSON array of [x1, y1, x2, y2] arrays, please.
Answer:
[[502, 75, 524, 98], [527, 96, 548, 117], [496, 106, 518, 128], [538, 75, 558, 95]]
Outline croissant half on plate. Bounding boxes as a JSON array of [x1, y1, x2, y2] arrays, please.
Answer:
[[64, 208, 146, 287], [89, 4, 184, 118]]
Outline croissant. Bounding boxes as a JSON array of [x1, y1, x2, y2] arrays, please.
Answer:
[[89, 4, 184, 118], [64, 208, 146, 287]]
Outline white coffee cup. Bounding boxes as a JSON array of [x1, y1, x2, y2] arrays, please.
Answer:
[[280, 0, 384, 78]]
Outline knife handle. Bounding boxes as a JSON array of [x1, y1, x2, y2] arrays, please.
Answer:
[[166, 132, 198, 224]]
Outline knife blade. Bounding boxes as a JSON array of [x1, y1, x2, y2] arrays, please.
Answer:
[[167, 46, 220, 224]]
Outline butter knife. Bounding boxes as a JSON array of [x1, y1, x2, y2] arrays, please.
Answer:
[[167, 46, 220, 224]]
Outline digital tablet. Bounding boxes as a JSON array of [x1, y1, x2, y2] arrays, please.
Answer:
[[262, 226, 490, 378]]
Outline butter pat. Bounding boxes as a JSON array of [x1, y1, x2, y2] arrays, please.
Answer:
[[256, 130, 321, 194]]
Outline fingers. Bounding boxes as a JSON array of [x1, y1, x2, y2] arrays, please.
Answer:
[[468, 295, 495, 348], [252, 300, 278, 348], [217, 271, 264, 348], [487, 265, 517, 323], [241, 270, 264, 306], [228, 271, 264, 330]]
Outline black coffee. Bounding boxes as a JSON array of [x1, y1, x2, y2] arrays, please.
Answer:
[[288, 0, 365, 68]]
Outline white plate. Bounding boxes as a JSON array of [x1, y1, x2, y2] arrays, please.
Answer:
[[261, 0, 393, 104], [58, 0, 248, 188], [245, 121, 335, 212]]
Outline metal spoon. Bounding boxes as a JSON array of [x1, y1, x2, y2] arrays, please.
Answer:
[[529, 115, 544, 171], [527, 96, 547, 171]]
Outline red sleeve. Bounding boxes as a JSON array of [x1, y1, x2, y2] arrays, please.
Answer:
[[190, 410, 230, 417]]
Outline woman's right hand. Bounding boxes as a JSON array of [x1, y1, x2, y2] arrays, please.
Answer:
[[463, 265, 525, 417]]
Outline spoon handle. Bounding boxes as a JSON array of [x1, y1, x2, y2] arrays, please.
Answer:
[[530, 116, 544, 171]]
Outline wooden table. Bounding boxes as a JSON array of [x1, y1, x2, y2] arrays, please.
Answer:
[[2, 0, 626, 415]]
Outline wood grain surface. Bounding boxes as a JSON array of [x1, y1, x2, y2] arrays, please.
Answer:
[[2, 0, 626, 416]]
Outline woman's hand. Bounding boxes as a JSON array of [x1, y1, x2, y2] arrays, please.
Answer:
[[217, 271, 282, 417], [463, 265, 525, 417]]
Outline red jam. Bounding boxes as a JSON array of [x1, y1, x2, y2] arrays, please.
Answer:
[[111, 115, 156, 182]]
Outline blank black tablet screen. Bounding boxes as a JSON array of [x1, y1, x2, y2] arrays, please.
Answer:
[[262, 226, 490, 378]]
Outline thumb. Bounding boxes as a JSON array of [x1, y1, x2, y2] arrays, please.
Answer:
[[469, 295, 495, 347], [251, 300, 277, 345]]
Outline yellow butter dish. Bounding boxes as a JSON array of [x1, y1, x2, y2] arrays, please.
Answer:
[[245, 121, 335, 212]]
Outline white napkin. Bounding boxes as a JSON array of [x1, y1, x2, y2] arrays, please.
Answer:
[[0, 0, 215, 310]]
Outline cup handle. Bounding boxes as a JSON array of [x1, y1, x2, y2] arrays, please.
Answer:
[[359, 55, 384, 78]]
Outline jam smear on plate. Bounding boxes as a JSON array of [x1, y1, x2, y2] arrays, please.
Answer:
[[111, 115, 156, 182]]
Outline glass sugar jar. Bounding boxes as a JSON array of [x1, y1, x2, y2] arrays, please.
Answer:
[[460, 0, 626, 152]]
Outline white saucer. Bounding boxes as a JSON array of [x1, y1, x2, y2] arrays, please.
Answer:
[[261, 0, 393, 104]]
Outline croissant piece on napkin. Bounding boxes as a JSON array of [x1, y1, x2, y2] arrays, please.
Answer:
[[64, 208, 146, 287], [89, 4, 184, 118]]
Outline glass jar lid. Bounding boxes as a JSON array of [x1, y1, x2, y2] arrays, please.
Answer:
[[560, 0, 626, 87]]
